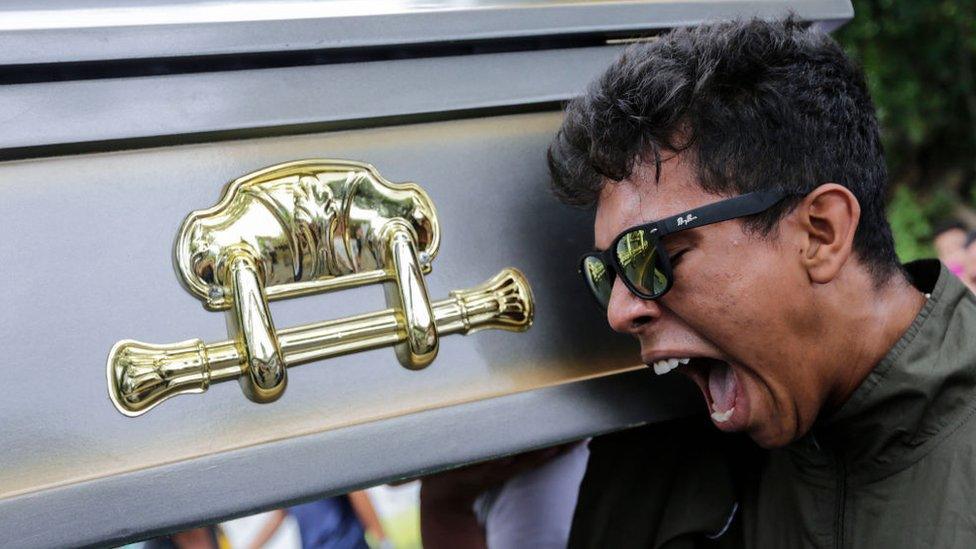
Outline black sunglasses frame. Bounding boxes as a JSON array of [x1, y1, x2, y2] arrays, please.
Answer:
[[579, 189, 790, 307]]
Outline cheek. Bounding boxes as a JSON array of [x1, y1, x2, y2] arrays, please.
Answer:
[[671, 238, 801, 356]]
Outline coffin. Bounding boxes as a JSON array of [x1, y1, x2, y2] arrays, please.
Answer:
[[0, 1, 852, 545]]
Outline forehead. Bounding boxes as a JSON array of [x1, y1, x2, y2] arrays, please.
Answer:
[[593, 153, 716, 249]]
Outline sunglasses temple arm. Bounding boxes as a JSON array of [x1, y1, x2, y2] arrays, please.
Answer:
[[660, 190, 787, 234]]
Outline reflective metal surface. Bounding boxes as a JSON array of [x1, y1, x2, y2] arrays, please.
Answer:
[[111, 159, 530, 415], [0, 112, 654, 546], [176, 159, 439, 310], [383, 222, 440, 369], [226, 251, 287, 403], [0, 1, 637, 29], [109, 268, 533, 416], [0, 0, 854, 66]]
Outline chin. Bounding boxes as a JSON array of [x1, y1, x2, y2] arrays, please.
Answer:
[[746, 424, 798, 449]]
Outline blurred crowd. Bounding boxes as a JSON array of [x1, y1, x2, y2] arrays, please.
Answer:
[[138, 487, 410, 549]]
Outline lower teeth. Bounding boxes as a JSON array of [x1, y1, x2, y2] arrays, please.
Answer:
[[711, 407, 734, 423]]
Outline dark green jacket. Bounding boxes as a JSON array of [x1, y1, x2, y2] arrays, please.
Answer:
[[570, 260, 976, 548]]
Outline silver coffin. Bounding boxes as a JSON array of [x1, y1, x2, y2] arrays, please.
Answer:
[[0, 1, 852, 546]]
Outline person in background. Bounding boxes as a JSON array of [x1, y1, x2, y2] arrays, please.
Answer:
[[144, 525, 230, 549], [473, 442, 589, 549], [247, 491, 388, 549], [932, 219, 968, 277], [961, 231, 976, 293], [421, 443, 586, 549]]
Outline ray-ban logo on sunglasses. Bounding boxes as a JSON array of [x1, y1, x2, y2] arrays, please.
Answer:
[[676, 213, 698, 227]]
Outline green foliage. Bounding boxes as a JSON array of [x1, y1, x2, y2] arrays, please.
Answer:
[[886, 185, 962, 260], [837, 0, 976, 178], [836, 1, 976, 260], [887, 185, 933, 260]]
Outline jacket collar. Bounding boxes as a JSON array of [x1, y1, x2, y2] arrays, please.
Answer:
[[811, 260, 976, 481]]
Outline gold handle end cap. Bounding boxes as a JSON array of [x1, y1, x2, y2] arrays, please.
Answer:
[[107, 338, 211, 417]]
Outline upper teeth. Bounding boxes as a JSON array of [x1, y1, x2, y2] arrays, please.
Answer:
[[652, 357, 690, 375]]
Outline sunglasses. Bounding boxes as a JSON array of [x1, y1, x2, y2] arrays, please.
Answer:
[[580, 189, 789, 308]]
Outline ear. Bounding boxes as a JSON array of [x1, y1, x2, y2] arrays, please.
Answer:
[[796, 183, 860, 284]]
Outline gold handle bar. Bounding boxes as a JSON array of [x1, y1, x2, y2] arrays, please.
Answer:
[[107, 268, 533, 417]]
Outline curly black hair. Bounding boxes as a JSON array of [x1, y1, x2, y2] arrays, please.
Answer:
[[548, 17, 900, 279]]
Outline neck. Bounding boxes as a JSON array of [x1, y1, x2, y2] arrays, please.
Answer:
[[820, 266, 926, 413]]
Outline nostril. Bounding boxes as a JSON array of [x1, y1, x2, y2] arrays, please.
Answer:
[[607, 307, 654, 334], [631, 314, 654, 329]]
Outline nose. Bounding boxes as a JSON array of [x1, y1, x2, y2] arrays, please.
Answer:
[[606, 276, 662, 334]]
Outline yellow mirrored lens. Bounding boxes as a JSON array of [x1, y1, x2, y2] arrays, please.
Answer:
[[585, 258, 607, 281], [615, 228, 664, 295], [583, 256, 612, 306], [616, 230, 648, 268]]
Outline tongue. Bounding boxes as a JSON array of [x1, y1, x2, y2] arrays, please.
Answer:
[[708, 362, 737, 413]]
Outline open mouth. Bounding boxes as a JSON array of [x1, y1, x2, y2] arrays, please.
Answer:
[[649, 356, 745, 429]]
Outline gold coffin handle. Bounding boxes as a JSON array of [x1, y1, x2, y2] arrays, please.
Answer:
[[384, 222, 438, 370], [107, 268, 533, 417], [225, 251, 287, 403]]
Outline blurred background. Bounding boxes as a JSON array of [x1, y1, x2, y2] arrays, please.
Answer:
[[836, 0, 976, 260]]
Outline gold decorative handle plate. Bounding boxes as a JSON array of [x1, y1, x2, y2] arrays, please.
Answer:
[[108, 269, 532, 416], [175, 159, 439, 310], [106, 160, 534, 416]]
